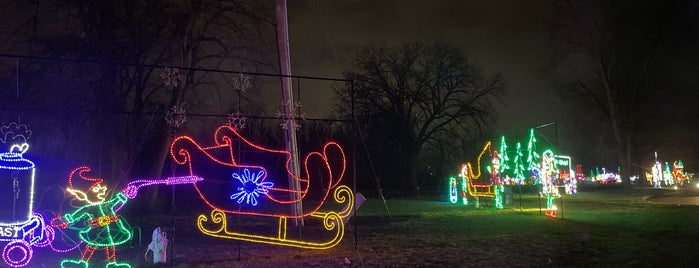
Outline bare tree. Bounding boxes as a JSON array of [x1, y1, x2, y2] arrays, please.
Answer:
[[339, 42, 505, 191], [548, 0, 688, 184], [1, 0, 275, 181]]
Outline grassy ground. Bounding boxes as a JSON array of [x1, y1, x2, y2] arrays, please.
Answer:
[[349, 188, 699, 267], [18, 187, 699, 267]]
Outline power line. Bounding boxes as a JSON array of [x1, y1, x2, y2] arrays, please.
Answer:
[[0, 106, 351, 122], [0, 53, 351, 83]]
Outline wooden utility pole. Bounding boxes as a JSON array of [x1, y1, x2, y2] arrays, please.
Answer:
[[275, 0, 303, 226]]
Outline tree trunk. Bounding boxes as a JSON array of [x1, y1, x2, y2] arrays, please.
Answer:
[[405, 145, 420, 193], [623, 135, 632, 188]]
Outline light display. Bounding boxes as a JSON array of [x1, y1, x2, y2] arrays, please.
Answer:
[[447, 176, 473, 206], [276, 101, 306, 130], [650, 160, 662, 187], [198, 186, 352, 250], [540, 150, 559, 217], [1, 213, 53, 267], [553, 154, 577, 194], [164, 106, 187, 128], [55, 166, 133, 268], [458, 141, 504, 208], [0, 122, 31, 145], [498, 136, 510, 175], [526, 128, 540, 182], [672, 160, 689, 186], [511, 142, 526, 184], [170, 125, 353, 249], [227, 111, 248, 130], [1, 144, 35, 222], [647, 152, 692, 188], [590, 167, 620, 184], [229, 169, 274, 206], [449, 177, 458, 204], [494, 185, 504, 209], [460, 142, 495, 197], [460, 177, 469, 205], [663, 162, 674, 186], [448, 176, 469, 205], [0, 143, 54, 267], [447, 127, 580, 212], [55, 167, 201, 268], [575, 164, 586, 182]]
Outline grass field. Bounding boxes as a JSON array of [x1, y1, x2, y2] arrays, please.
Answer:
[[20, 187, 699, 267], [347, 187, 699, 267]]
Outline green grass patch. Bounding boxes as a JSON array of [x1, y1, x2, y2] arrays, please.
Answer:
[[352, 190, 699, 266]]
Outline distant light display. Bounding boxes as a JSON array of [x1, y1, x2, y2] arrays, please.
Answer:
[[449, 177, 458, 204], [458, 141, 503, 208], [511, 142, 526, 184], [498, 136, 510, 175], [526, 129, 540, 183], [448, 127, 580, 213], [645, 152, 691, 188], [553, 154, 576, 194], [651, 160, 662, 188], [663, 162, 674, 186], [540, 150, 559, 217], [460, 176, 469, 205], [672, 160, 689, 186]]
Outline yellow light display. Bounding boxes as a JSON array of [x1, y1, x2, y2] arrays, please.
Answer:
[[196, 185, 352, 250], [460, 141, 497, 197]]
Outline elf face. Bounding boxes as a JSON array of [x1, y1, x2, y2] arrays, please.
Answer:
[[67, 183, 108, 205], [89, 183, 107, 203]]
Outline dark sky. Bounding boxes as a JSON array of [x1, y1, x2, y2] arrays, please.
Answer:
[[284, 0, 699, 169], [286, 0, 558, 133]]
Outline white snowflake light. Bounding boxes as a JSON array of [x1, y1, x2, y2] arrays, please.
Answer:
[[160, 67, 183, 88], [165, 106, 187, 128], [232, 73, 252, 93], [275, 101, 306, 131], [227, 111, 247, 130], [229, 169, 273, 206]]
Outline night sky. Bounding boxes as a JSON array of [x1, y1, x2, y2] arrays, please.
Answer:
[[0, 0, 697, 171], [285, 0, 699, 170], [286, 0, 557, 133]]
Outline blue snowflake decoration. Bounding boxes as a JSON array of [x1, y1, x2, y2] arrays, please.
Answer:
[[229, 169, 274, 206]]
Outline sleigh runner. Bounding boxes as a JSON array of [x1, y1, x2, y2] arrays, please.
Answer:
[[170, 125, 353, 249]]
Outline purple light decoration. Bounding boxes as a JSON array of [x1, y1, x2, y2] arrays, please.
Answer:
[[229, 169, 274, 206], [46, 227, 81, 253], [2, 240, 31, 267], [122, 175, 203, 199], [0, 214, 51, 267]]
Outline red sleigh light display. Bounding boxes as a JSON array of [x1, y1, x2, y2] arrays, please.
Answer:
[[169, 125, 353, 249]]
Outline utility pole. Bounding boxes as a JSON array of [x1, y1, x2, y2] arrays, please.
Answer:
[[275, 0, 303, 226]]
